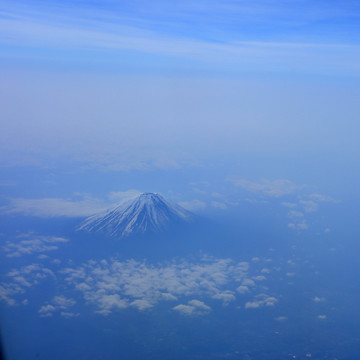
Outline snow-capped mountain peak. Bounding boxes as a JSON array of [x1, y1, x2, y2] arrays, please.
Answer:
[[78, 192, 193, 237]]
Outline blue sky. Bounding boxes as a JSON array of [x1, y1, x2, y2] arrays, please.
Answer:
[[1, 0, 360, 75], [1, 0, 360, 207]]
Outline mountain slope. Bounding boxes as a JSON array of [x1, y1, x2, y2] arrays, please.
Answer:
[[78, 193, 193, 237]]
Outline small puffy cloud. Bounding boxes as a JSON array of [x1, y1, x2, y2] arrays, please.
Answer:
[[96, 294, 128, 313], [178, 200, 206, 211], [317, 315, 327, 319], [245, 295, 278, 309], [53, 296, 76, 309], [4, 264, 55, 304], [39, 304, 56, 315], [38, 295, 76, 317], [287, 210, 304, 219], [211, 201, 227, 210], [60, 312, 80, 318], [299, 200, 318, 212], [253, 275, 266, 281], [236, 285, 249, 294], [275, 316, 288, 321], [173, 304, 196, 315], [3, 234, 69, 257], [313, 296, 325, 302], [264, 296, 278, 306], [188, 300, 211, 311], [288, 222, 308, 230], [242, 279, 255, 287], [232, 179, 302, 197], [282, 202, 298, 208], [161, 293, 177, 301], [130, 299, 153, 311], [0, 284, 21, 306], [212, 291, 236, 304], [245, 301, 261, 309], [173, 299, 211, 315]]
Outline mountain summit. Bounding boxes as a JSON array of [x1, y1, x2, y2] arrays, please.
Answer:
[[78, 192, 193, 238]]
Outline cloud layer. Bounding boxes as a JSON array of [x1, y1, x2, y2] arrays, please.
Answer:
[[1, 255, 280, 317]]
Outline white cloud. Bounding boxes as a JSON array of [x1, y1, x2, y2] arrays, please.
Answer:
[[232, 179, 302, 197], [313, 296, 325, 302], [188, 299, 211, 311], [0, 263, 55, 306], [211, 291, 236, 304], [38, 295, 76, 317], [309, 194, 337, 202], [3, 233, 69, 257], [299, 200, 318, 212], [242, 279, 255, 287], [173, 304, 197, 315], [95, 294, 129, 314], [317, 315, 327, 319], [236, 285, 249, 294], [253, 275, 266, 281], [173, 299, 211, 316], [107, 190, 141, 202], [53, 295, 76, 309], [60, 312, 80, 318], [61, 256, 255, 315], [287, 210, 304, 219], [0, 197, 108, 217], [130, 299, 153, 311], [39, 304, 56, 315], [288, 222, 308, 231], [245, 301, 261, 309], [211, 201, 227, 209], [178, 200, 207, 211], [282, 202, 298, 208], [0, 189, 144, 218], [245, 294, 278, 309], [1, 255, 280, 317]]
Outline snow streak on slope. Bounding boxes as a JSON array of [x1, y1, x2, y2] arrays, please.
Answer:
[[78, 193, 193, 237]]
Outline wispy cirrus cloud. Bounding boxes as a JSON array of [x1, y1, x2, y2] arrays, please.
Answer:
[[1, 0, 360, 74], [0, 190, 140, 218], [0, 197, 108, 218]]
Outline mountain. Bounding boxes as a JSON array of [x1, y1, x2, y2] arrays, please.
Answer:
[[78, 192, 193, 238]]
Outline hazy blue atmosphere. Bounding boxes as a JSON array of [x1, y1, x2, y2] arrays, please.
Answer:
[[1, 1, 360, 359]]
